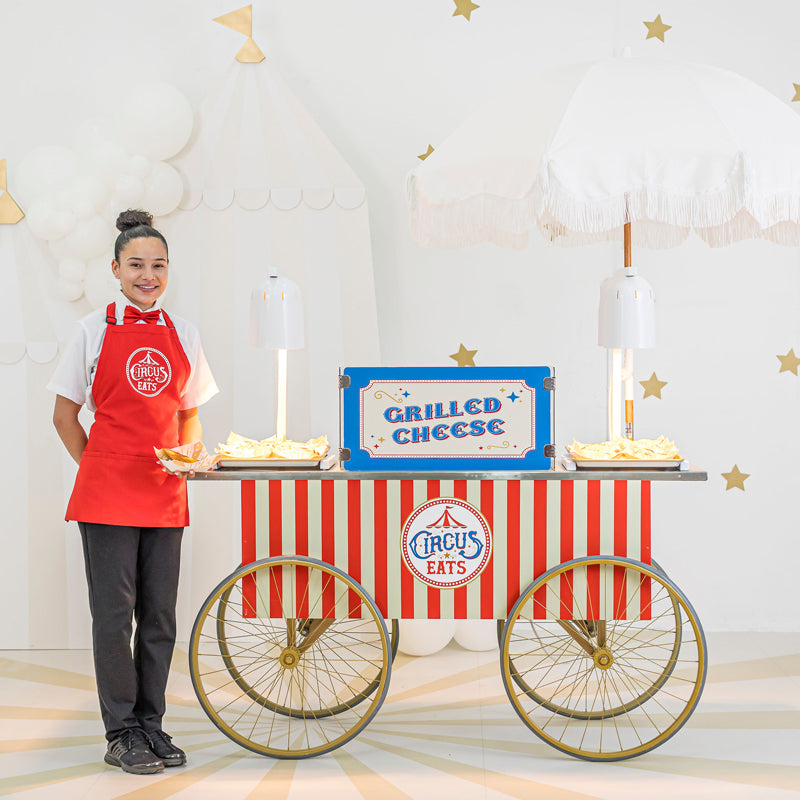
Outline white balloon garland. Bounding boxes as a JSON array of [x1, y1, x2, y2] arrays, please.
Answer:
[[16, 83, 194, 305]]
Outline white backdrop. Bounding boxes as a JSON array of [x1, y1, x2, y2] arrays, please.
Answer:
[[1, 0, 799, 647]]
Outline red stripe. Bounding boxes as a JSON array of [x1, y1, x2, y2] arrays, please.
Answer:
[[373, 481, 388, 617], [241, 481, 256, 618], [348, 481, 362, 618], [480, 481, 494, 620], [426, 481, 441, 619], [453, 480, 468, 617], [641, 481, 652, 620], [506, 481, 520, 616], [559, 482, 574, 619], [294, 481, 310, 617], [268, 481, 283, 617], [614, 481, 627, 619], [533, 481, 547, 619], [321, 481, 336, 617], [587, 481, 601, 621], [400, 481, 415, 618]]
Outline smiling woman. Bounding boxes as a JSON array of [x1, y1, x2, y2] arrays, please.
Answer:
[[46, 209, 219, 775]]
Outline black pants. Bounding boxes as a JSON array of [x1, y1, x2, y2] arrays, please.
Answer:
[[79, 522, 183, 741]]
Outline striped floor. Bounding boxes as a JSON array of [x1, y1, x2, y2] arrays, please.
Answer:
[[1, 632, 798, 799]]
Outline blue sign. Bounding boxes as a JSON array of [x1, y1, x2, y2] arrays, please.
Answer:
[[341, 366, 554, 471]]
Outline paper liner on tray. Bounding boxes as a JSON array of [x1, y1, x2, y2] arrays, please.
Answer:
[[566, 435, 682, 462], [154, 441, 220, 473]]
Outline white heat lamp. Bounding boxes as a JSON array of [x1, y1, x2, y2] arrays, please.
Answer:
[[250, 269, 304, 441], [598, 232, 655, 441]]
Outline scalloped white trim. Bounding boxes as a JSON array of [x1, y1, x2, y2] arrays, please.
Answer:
[[0, 341, 59, 365], [176, 187, 366, 212]]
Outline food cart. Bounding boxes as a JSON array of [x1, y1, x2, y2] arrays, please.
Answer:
[[187, 367, 708, 762]]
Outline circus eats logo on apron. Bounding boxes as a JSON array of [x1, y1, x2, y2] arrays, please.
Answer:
[[401, 498, 492, 589], [126, 347, 172, 397]]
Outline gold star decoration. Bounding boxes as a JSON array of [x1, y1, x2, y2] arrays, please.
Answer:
[[777, 348, 800, 375], [418, 145, 435, 161], [449, 343, 478, 367], [453, 0, 479, 21], [644, 14, 672, 42], [0, 160, 24, 225], [792, 84, 800, 102], [721, 464, 750, 492], [640, 372, 668, 399]]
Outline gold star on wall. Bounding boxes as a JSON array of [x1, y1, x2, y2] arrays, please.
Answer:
[[450, 343, 478, 366], [644, 14, 672, 42], [453, 0, 479, 21], [792, 84, 800, 102], [418, 145, 435, 161], [722, 464, 750, 491], [777, 348, 800, 374], [640, 372, 668, 399]]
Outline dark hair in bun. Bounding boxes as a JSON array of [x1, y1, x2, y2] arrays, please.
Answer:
[[113, 209, 168, 261]]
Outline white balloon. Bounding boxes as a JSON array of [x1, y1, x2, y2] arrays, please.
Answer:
[[26, 199, 75, 241], [15, 145, 80, 207], [89, 140, 130, 189], [453, 620, 498, 652], [71, 175, 109, 213], [142, 162, 184, 217], [84, 256, 119, 310], [114, 83, 194, 161], [61, 216, 115, 260], [112, 174, 145, 207], [128, 155, 152, 180], [56, 276, 85, 302], [58, 257, 88, 283], [396, 620, 456, 657]]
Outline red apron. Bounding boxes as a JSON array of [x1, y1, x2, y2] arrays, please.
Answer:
[[66, 303, 192, 527]]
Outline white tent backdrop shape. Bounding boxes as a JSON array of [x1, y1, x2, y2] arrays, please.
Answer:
[[167, 59, 380, 625]]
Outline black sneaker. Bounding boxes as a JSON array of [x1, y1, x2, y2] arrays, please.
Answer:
[[104, 728, 164, 774], [146, 730, 186, 767]]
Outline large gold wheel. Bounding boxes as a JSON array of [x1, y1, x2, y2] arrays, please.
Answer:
[[190, 556, 392, 758], [497, 559, 681, 720], [500, 557, 706, 761], [216, 575, 399, 719]]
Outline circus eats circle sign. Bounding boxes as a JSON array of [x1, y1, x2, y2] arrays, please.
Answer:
[[401, 498, 493, 589]]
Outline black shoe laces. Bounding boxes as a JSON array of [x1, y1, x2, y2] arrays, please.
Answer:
[[116, 727, 150, 751]]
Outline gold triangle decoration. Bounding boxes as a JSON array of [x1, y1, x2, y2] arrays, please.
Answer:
[[237, 37, 265, 63], [214, 5, 265, 62], [213, 5, 252, 36], [0, 160, 24, 225]]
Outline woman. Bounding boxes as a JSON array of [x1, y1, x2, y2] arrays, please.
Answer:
[[48, 209, 218, 775]]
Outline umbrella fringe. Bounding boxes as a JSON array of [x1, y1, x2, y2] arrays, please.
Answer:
[[408, 174, 800, 249]]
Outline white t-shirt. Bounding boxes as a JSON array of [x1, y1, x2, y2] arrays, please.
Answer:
[[47, 295, 219, 412]]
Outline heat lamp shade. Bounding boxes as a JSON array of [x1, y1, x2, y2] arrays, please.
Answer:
[[598, 267, 655, 349], [249, 272, 305, 349]]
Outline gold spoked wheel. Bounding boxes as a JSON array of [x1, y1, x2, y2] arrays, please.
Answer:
[[497, 559, 681, 720], [216, 574, 399, 719], [190, 556, 392, 758], [500, 557, 706, 761]]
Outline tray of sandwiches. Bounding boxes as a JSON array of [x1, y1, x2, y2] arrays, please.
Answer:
[[565, 436, 683, 469], [215, 432, 329, 469]]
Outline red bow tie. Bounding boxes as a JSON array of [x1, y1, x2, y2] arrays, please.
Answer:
[[124, 306, 161, 325]]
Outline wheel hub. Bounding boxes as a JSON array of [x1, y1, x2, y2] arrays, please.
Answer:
[[279, 646, 302, 669], [593, 647, 614, 670]]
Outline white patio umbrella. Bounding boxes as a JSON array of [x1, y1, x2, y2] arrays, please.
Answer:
[[408, 58, 800, 251], [407, 57, 800, 439]]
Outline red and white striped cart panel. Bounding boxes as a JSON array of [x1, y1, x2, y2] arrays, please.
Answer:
[[240, 476, 652, 621]]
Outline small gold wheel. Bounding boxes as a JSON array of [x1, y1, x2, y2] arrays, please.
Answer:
[[191, 556, 392, 758], [500, 556, 706, 761]]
